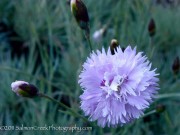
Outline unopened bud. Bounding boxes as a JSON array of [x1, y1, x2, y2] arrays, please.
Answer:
[[122, 47, 125, 52], [156, 104, 166, 113], [11, 81, 39, 98], [148, 18, 156, 37], [71, 0, 89, 32], [172, 56, 180, 75], [92, 28, 106, 42], [110, 39, 119, 55], [67, 0, 70, 5]]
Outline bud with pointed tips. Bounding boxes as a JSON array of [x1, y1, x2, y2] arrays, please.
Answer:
[[70, 0, 89, 32], [156, 104, 166, 113], [148, 18, 156, 37], [172, 56, 180, 75], [11, 81, 39, 98], [110, 39, 119, 55]]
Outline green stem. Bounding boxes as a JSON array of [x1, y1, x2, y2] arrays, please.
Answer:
[[142, 110, 156, 118], [84, 30, 93, 52], [150, 38, 156, 59], [150, 47, 155, 59], [38, 93, 88, 122], [164, 111, 173, 128], [87, 36, 93, 52], [155, 93, 180, 99], [148, 37, 154, 58]]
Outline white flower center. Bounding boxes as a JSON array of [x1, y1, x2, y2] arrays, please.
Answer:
[[109, 75, 124, 91], [100, 72, 126, 95]]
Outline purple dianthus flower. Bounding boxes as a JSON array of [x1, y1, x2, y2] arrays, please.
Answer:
[[79, 46, 159, 127]]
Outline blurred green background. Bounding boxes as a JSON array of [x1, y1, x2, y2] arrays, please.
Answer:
[[0, 0, 180, 134]]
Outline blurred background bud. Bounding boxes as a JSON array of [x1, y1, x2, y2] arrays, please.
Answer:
[[156, 104, 166, 113], [110, 39, 119, 55], [172, 56, 180, 75], [148, 18, 156, 37], [122, 47, 125, 52], [67, 0, 70, 5], [11, 81, 39, 98], [92, 27, 106, 42], [70, 0, 89, 33]]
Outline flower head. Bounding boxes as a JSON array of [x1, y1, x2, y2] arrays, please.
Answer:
[[11, 81, 39, 98], [79, 46, 159, 127]]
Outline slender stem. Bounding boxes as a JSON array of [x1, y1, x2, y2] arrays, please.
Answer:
[[164, 111, 173, 128], [150, 38, 156, 59], [84, 30, 93, 52], [87, 35, 93, 52], [155, 93, 180, 99], [148, 37, 154, 58], [142, 110, 156, 118], [38, 93, 88, 122]]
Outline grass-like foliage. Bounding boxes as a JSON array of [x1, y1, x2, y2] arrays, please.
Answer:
[[0, 0, 180, 134]]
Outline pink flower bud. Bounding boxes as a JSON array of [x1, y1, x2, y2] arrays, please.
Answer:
[[11, 81, 39, 98]]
